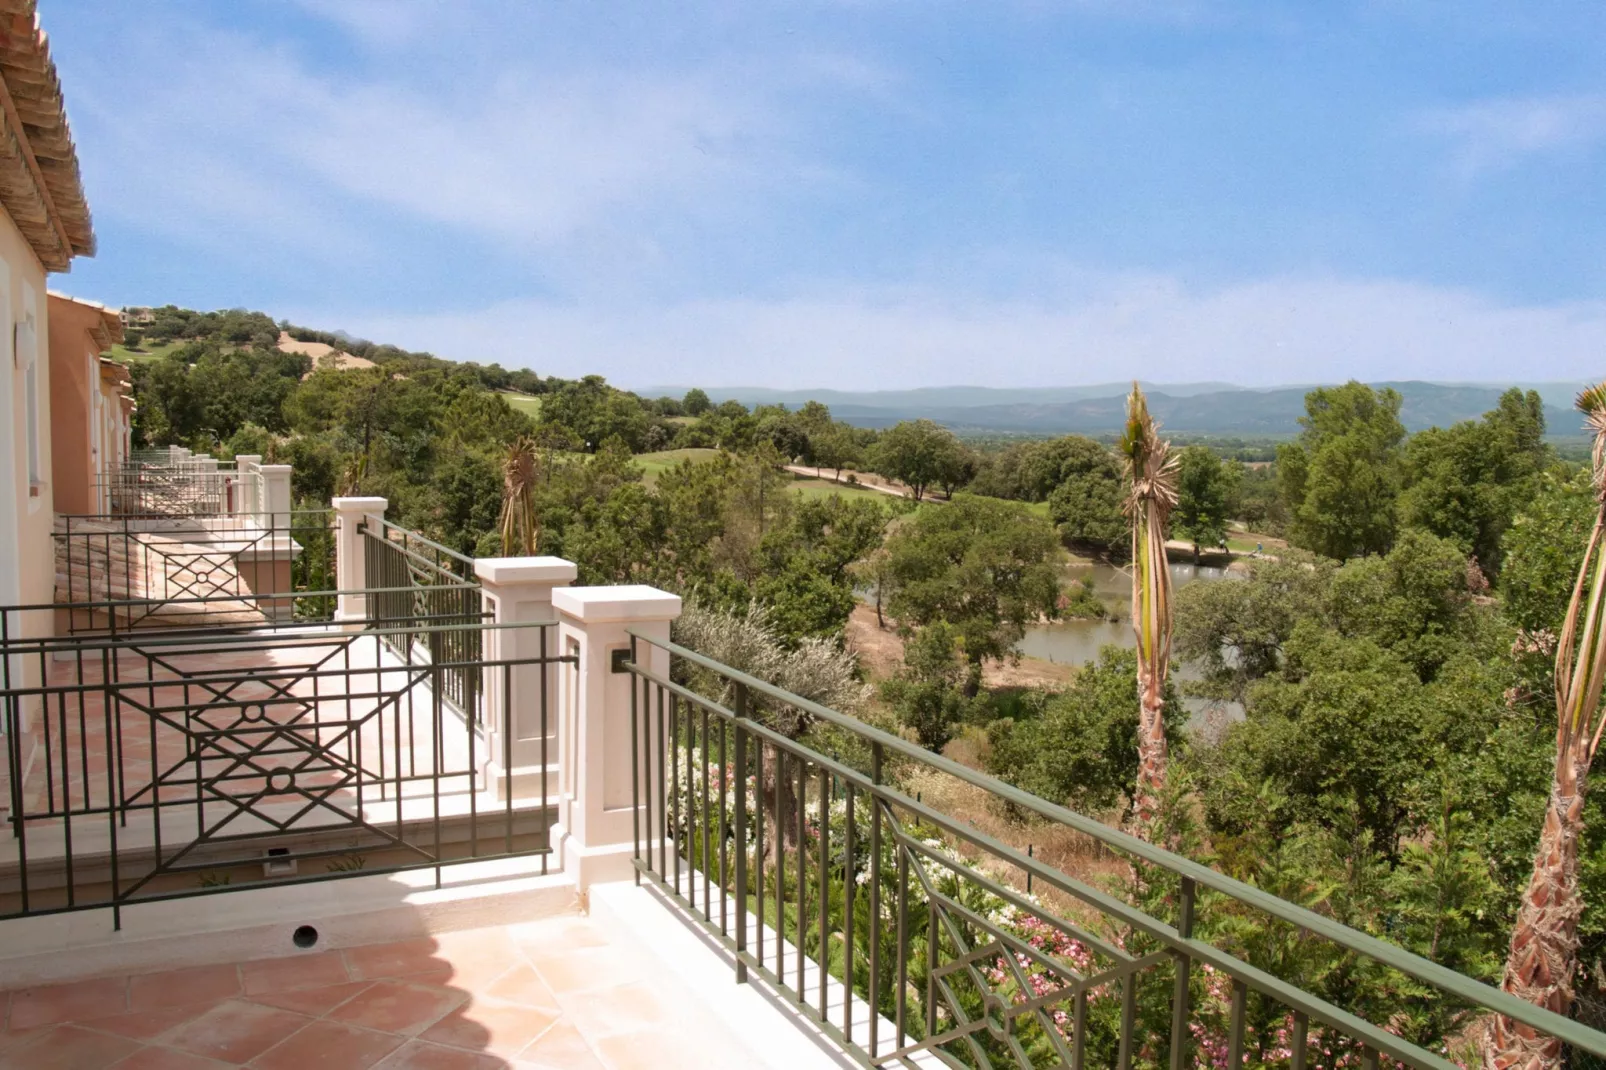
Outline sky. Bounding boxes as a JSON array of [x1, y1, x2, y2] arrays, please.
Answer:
[[40, 0, 1606, 390]]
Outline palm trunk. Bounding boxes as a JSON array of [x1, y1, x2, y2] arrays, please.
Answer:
[[1131, 492, 1173, 836], [1483, 750, 1587, 1070], [1486, 390, 1606, 1070], [1134, 657, 1169, 831]]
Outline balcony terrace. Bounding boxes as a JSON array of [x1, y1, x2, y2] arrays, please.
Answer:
[[1, 463, 1604, 1068]]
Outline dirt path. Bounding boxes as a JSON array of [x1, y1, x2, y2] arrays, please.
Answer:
[[846, 604, 1076, 688], [784, 465, 910, 499]]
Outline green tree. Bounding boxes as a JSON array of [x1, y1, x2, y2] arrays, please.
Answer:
[[1500, 468, 1595, 636], [682, 387, 712, 416], [880, 621, 968, 750], [873, 419, 965, 501], [881, 494, 1060, 694], [1278, 382, 1406, 560], [1400, 389, 1550, 577], [1173, 445, 1237, 562], [987, 646, 1186, 816], [1044, 438, 1127, 558], [1174, 550, 1334, 702]]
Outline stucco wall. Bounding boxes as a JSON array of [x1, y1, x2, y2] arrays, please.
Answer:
[[46, 297, 101, 515]]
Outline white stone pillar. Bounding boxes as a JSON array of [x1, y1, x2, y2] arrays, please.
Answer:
[[476, 557, 577, 801], [331, 496, 387, 626], [232, 455, 261, 517], [259, 464, 292, 530], [551, 585, 682, 892]]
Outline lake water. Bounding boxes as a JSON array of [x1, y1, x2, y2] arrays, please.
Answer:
[[1016, 561, 1245, 733]]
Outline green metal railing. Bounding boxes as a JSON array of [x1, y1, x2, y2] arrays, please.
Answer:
[[1, 612, 562, 930], [55, 508, 338, 633], [362, 519, 483, 720], [623, 631, 1606, 1070]]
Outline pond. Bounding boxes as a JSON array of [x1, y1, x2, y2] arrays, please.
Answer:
[[1017, 561, 1245, 732]]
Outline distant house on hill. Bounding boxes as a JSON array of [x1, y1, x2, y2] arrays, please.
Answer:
[[118, 305, 155, 328]]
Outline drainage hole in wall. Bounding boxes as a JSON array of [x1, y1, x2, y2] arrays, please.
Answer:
[[292, 925, 319, 949]]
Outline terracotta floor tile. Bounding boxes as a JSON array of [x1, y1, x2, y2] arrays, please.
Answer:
[[162, 1000, 311, 1064], [82, 1003, 222, 1041], [510, 917, 608, 952], [0, 1023, 142, 1069], [525, 947, 643, 995], [6, 976, 130, 1030], [110, 1046, 235, 1069], [372, 1038, 506, 1070], [128, 965, 241, 1013], [239, 951, 352, 995], [427, 933, 521, 991], [480, 966, 558, 1013], [420, 1000, 558, 1058], [246, 981, 372, 1017], [250, 1019, 403, 1070], [518, 1020, 605, 1070], [343, 940, 452, 982], [554, 982, 677, 1041], [327, 981, 468, 1037]]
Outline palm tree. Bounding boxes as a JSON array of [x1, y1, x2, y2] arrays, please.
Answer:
[[1485, 383, 1606, 1070], [1120, 383, 1179, 838], [499, 437, 540, 556]]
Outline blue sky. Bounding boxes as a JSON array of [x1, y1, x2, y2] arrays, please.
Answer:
[[42, 0, 1606, 389]]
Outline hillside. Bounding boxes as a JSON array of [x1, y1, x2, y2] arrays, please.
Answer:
[[666, 381, 1589, 436]]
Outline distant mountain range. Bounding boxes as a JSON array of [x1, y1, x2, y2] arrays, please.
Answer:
[[639, 381, 1591, 437]]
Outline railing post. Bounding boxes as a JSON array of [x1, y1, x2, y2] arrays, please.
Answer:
[[331, 496, 388, 628], [474, 557, 577, 802], [259, 464, 292, 528], [551, 585, 682, 893], [233, 455, 261, 517]]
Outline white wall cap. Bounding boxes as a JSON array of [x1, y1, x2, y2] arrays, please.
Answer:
[[475, 556, 579, 586], [259, 464, 293, 474], [331, 496, 389, 512], [553, 585, 682, 623]]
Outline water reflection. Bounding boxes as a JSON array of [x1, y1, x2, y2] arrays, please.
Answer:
[[1018, 561, 1245, 731]]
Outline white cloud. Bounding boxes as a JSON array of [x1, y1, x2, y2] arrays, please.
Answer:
[[313, 271, 1606, 389], [1420, 93, 1606, 172], [69, 20, 814, 258]]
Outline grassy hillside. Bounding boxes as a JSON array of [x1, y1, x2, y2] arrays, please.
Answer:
[[108, 341, 184, 363], [501, 391, 542, 419]]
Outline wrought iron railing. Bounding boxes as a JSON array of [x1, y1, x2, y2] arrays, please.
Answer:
[[362, 519, 483, 720], [622, 632, 1606, 1070], [0, 615, 561, 929], [54, 508, 337, 633], [98, 459, 256, 518]]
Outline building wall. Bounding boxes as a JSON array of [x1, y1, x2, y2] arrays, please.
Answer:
[[47, 298, 95, 514], [0, 207, 50, 619], [44, 295, 118, 517], [0, 205, 52, 779]]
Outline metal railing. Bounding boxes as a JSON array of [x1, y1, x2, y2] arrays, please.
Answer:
[[0, 614, 562, 928], [99, 459, 253, 518], [362, 519, 482, 720], [54, 508, 337, 633], [622, 632, 1606, 1070]]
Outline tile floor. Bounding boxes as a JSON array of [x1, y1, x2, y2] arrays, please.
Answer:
[[0, 912, 750, 1069]]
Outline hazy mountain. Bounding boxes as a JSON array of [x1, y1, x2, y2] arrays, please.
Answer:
[[639, 381, 1589, 436]]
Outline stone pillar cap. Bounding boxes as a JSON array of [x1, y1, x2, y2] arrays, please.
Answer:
[[332, 496, 389, 511], [475, 556, 579, 585], [553, 585, 681, 623]]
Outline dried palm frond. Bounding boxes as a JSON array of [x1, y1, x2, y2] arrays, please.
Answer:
[[499, 437, 541, 556]]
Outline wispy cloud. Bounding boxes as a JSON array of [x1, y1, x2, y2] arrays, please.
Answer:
[[1420, 93, 1606, 173], [316, 271, 1606, 390]]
